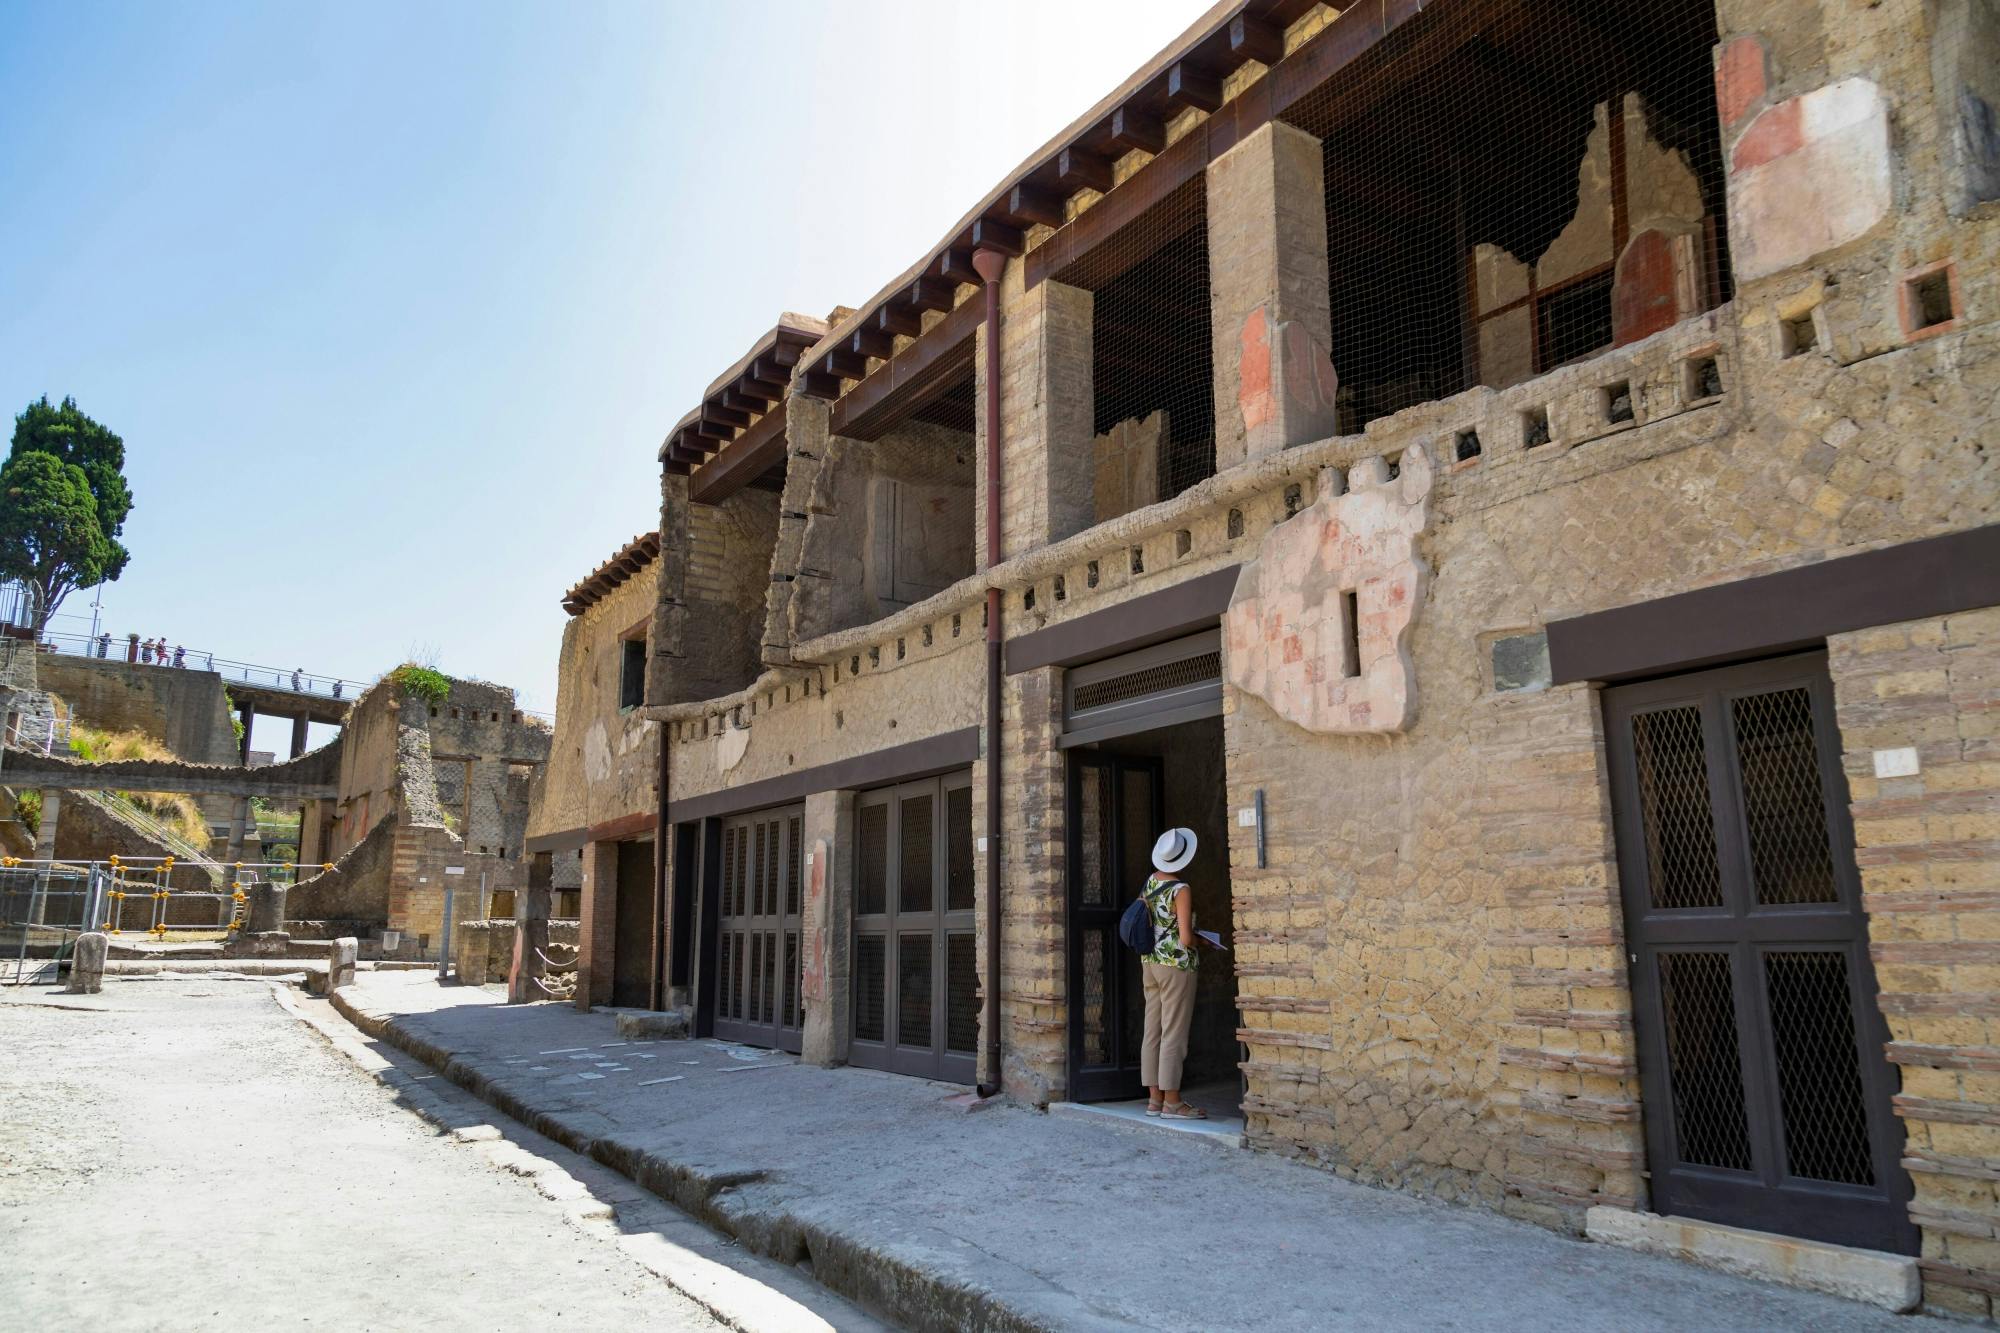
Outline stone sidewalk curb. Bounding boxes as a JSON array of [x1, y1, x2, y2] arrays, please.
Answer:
[[324, 985, 1120, 1333], [279, 984, 881, 1333]]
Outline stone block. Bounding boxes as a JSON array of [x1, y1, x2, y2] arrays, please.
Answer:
[[1585, 1207, 1920, 1312], [613, 1008, 690, 1040], [329, 936, 358, 991], [65, 931, 106, 994]]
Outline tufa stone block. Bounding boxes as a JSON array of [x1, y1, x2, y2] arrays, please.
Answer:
[[66, 931, 107, 994]]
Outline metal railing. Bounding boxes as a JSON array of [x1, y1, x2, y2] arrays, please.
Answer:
[[0, 855, 319, 984], [26, 630, 554, 724]]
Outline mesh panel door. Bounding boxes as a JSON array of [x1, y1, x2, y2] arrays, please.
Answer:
[[711, 806, 805, 1051], [1607, 653, 1913, 1254]]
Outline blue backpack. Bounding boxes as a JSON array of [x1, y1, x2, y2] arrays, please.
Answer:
[[1118, 880, 1178, 955]]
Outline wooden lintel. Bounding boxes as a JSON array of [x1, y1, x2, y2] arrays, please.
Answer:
[[702, 404, 750, 430], [746, 360, 788, 395], [1057, 145, 1115, 192], [830, 296, 982, 442], [769, 341, 804, 368], [825, 347, 872, 381], [689, 399, 788, 506], [722, 387, 767, 413]]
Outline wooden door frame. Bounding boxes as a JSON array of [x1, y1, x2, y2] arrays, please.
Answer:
[[1606, 650, 1916, 1254], [1065, 749, 1164, 1103]]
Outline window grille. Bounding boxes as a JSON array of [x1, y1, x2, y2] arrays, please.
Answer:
[[1281, 0, 1731, 430]]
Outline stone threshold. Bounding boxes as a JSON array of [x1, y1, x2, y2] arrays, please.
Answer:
[[1048, 1098, 1246, 1148], [1584, 1206, 1920, 1313]]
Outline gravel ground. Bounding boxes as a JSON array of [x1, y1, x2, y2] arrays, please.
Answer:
[[0, 979, 730, 1331]]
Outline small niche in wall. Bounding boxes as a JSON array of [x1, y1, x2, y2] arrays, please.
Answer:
[[1781, 309, 1819, 357], [1603, 381, 1634, 424], [1684, 353, 1723, 402], [1903, 263, 1959, 338], [1491, 632, 1552, 693], [1455, 428, 1482, 462], [1522, 406, 1552, 449]]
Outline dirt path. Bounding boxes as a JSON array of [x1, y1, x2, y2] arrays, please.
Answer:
[[0, 980, 730, 1331]]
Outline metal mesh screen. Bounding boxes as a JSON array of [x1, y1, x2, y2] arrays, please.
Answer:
[[1059, 178, 1214, 520], [899, 793, 934, 914], [946, 786, 974, 913], [857, 802, 887, 917], [1072, 651, 1222, 714], [1078, 764, 1111, 907], [1282, 0, 1730, 430], [1732, 688, 1839, 906], [908, 367, 977, 434], [1081, 929, 1109, 1066], [1632, 705, 1722, 910], [750, 929, 767, 1024], [898, 932, 933, 1047], [1765, 950, 1875, 1185], [784, 931, 801, 1029], [786, 814, 803, 916], [854, 934, 886, 1042], [1658, 950, 1753, 1172]]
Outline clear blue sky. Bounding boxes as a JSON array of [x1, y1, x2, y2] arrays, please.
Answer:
[[0, 0, 1202, 751]]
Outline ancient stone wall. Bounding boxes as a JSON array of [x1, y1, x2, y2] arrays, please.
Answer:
[[35, 654, 240, 768]]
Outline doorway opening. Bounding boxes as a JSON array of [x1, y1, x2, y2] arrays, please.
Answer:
[[1066, 712, 1239, 1127], [610, 838, 654, 1009]]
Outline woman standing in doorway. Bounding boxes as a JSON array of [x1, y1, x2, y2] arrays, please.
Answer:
[[1141, 827, 1206, 1120]]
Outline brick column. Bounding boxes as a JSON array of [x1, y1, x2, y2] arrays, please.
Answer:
[[575, 839, 617, 1010], [977, 262, 1094, 559], [980, 663, 1068, 1102], [800, 789, 853, 1066], [32, 790, 59, 860], [1207, 120, 1336, 469], [1830, 606, 2000, 1318]]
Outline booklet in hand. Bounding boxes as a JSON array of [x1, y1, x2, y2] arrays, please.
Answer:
[[1196, 930, 1226, 951]]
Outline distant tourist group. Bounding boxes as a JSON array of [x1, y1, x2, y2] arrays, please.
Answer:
[[91, 632, 341, 697]]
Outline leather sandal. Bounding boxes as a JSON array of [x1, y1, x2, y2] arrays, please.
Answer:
[[1160, 1101, 1208, 1120], [1145, 1098, 1164, 1117]]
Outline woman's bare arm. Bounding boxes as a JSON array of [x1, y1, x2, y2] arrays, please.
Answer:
[[1175, 885, 1195, 949]]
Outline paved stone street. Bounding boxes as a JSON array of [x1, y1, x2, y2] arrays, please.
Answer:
[[0, 979, 868, 1331], [337, 972, 1936, 1332]]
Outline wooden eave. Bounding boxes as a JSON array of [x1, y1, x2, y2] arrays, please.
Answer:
[[796, 0, 1327, 397], [561, 531, 662, 616], [657, 312, 828, 466]]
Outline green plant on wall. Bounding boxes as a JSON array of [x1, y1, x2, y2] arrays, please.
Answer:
[[386, 663, 450, 706], [15, 788, 41, 836]]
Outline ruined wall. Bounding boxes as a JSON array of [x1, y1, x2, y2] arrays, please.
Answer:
[[35, 655, 241, 768], [530, 568, 660, 843], [684, 490, 780, 699], [788, 419, 976, 642]]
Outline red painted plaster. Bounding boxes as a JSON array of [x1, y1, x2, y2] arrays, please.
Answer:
[[1715, 36, 1767, 128]]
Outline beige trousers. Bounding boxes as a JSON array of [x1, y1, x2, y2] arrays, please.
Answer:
[[1140, 960, 1198, 1091]]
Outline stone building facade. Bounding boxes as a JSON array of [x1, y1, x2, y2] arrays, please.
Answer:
[[553, 0, 2000, 1313]]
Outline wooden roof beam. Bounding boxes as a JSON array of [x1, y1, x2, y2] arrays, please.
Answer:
[[1109, 105, 1165, 154], [1165, 61, 1222, 113], [1057, 145, 1116, 192]]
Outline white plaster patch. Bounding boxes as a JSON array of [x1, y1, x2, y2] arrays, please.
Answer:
[[1872, 746, 1920, 778], [582, 718, 614, 784], [1728, 78, 1892, 282], [715, 722, 750, 773]]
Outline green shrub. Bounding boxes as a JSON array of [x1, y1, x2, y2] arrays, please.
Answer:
[[386, 663, 451, 706]]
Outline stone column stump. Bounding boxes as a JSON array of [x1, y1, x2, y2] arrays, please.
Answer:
[[65, 931, 107, 994]]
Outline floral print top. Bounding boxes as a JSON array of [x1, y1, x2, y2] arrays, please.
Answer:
[[1142, 873, 1196, 972]]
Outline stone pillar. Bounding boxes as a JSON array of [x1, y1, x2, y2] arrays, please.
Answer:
[[799, 789, 854, 1067], [289, 714, 309, 759], [328, 936, 357, 990], [66, 931, 107, 994], [299, 799, 327, 869], [977, 262, 1095, 559], [1207, 120, 1336, 469], [238, 703, 255, 765], [224, 796, 250, 865], [33, 789, 60, 861], [982, 664, 1068, 1102], [575, 839, 617, 1011], [508, 852, 553, 1004], [244, 882, 287, 935]]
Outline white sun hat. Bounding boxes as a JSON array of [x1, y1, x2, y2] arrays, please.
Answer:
[[1151, 827, 1198, 874]]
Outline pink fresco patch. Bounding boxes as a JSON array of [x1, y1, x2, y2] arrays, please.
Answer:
[[1715, 36, 1767, 128], [1240, 306, 1275, 432], [1732, 98, 1804, 172]]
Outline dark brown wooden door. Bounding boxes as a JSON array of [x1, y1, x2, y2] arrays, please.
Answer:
[[1066, 752, 1162, 1102], [1606, 651, 1915, 1254], [611, 839, 654, 1009], [711, 806, 804, 1053], [849, 774, 977, 1084]]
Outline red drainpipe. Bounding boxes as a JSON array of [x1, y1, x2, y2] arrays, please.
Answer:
[[973, 246, 1007, 1098]]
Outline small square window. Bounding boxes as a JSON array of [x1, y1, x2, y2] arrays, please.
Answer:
[[1455, 429, 1482, 462], [1684, 354, 1723, 401], [1781, 311, 1819, 357], [1522, 407, 1552, 449], [1604, 381, 1634, 424], [1906, 266, 1957, 333]]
